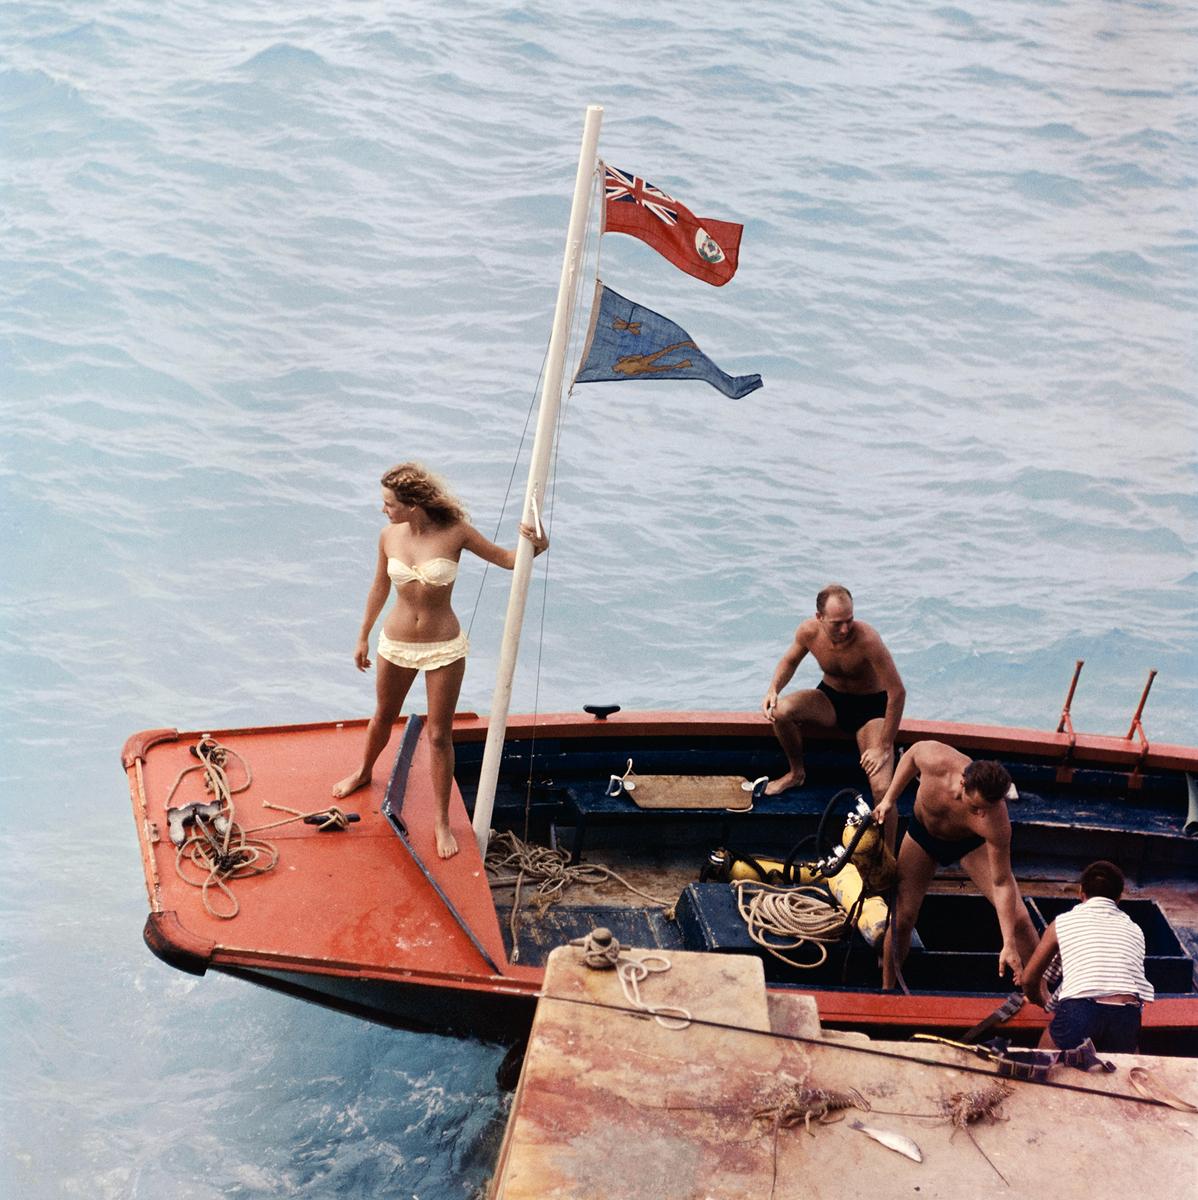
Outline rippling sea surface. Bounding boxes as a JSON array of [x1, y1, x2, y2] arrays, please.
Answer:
[[2, 1, 1195, 1195]]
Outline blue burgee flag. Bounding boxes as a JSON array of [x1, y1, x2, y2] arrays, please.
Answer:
[[573, 284, 763, 400]]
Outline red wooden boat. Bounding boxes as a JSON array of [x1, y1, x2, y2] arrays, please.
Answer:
[[123, 704, 1198, 1052], [122, 109, 1198, 1053]]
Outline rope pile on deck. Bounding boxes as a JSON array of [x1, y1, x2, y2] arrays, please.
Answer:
[[732, 879, 851, 969], [484, 829, 676, 961], [169, 736, 355, 918]]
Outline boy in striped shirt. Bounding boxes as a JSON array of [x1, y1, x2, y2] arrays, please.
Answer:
[[1022, 860, 1154, 1052]]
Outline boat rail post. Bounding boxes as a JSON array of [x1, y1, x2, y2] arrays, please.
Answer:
[[1056, 659, 1083, 736], [1124, 668, 1157, 790], [1125, 668, 1157, 742], [471, 104, 605, 856], [1055, 659, 1083, 782]]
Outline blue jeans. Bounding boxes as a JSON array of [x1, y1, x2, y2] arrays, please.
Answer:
[[1049, 998, 1141, 1052]]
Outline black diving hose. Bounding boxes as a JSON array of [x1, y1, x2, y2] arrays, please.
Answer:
[[780, 787, 871, 884], [702, 788, 877, 886]]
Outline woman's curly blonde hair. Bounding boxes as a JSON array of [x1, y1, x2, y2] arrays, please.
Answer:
[[380, 462, 468, 527]]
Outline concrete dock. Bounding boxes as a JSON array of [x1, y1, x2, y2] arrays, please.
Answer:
[[489, 943, 1198, 1199]]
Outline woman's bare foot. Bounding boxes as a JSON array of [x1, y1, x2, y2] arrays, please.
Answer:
[[435, 822, 459, 859], [764, 770, 805, 796], [332, 770, 371, 798]]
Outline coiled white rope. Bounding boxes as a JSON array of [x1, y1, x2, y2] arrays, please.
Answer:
[[170, 738, 353, 918], [732, 880, 849, 970], [571, 928, 691, 1029], [164, 736, 252, 808]]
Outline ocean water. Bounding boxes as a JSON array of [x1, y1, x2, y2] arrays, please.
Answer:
[[2, 1, 1195, 1195]]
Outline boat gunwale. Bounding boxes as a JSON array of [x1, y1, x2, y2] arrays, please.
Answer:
[[123, 710, 1198, 774], [189, 946, 1198, 1032]]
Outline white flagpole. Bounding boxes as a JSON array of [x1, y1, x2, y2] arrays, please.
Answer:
[[471, 104, 603, 854]]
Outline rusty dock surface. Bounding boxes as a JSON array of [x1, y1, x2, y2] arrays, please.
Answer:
[[489, 945, 1198, 1199]]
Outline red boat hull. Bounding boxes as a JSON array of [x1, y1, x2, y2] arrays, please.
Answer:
[[123, 711, 1198, 1049]]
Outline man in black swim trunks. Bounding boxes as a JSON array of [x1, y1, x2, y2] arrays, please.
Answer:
[[761, 584, 906, 837], [870, 741, 1040, 991]]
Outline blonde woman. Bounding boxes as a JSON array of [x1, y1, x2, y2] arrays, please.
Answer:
[[333, 463, 548, 858]]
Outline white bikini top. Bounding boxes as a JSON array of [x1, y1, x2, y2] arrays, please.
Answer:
[[387, 556, 458, 587]]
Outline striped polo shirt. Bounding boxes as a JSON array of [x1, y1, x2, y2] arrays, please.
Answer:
[[1055, 896, 1154, 1003]]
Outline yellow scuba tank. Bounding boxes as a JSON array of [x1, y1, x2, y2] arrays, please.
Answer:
[[706, 793, 898, 945], [723, 855, 821, 885], [821, 801, 895, 945], [839, 805, 897, 894], [824, 864, 888, 945]]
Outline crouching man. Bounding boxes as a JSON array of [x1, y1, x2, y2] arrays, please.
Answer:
[[871, 741, 1039, 991], [1021, 860, 1153, 1052]]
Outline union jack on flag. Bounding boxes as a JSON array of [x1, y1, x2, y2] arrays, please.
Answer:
[[604, 165, 679, 227], [600, 160, 743, 287]]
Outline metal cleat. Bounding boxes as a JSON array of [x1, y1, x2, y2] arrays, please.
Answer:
[[166, 801, 229, 846]]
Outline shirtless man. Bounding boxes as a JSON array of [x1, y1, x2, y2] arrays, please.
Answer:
[[871, 741, 1039, 990], [761, 584, 906, 841]]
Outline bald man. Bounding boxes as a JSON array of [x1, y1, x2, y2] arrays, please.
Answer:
[[762, 584, 906, 845]]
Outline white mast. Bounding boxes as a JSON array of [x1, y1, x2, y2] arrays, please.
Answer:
[[471, 104, 604, 854]]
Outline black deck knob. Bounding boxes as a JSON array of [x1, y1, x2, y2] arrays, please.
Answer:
[[583, 704, 621, 720]]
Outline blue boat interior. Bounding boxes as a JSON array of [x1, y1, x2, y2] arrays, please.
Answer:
[[459, 730, 1198, 1019]]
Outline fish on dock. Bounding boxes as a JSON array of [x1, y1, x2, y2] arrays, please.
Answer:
[[849, 1119, 923, 1162]]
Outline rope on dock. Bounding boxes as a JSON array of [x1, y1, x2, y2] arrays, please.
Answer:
[[570, 927, 691, 1029], [535, 988, 1198, 1113]]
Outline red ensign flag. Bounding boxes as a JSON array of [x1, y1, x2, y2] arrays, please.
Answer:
[[601, 163, 742, 287]]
